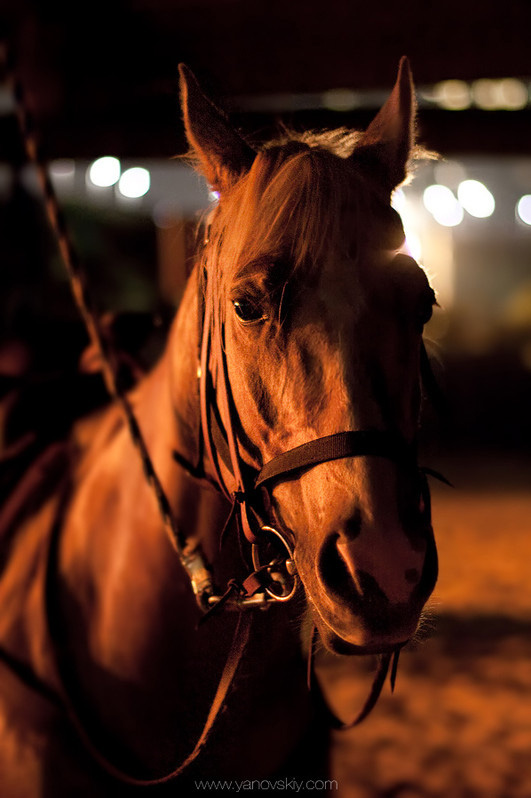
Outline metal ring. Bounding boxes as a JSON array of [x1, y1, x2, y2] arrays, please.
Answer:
[[251, 525, 298, 602]]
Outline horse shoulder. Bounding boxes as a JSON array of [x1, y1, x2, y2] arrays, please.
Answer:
[[0, 491, 61, 676], [0, 656, 120, 798]]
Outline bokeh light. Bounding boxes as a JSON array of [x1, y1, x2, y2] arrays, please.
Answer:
[[471, 78, 528, 111], [118, 167, 151, 198], [499, 78, 529, 110], [472, 79, 501, 110], [516, 195, 531, 225], [423, 184, 464, 227], [88, 156, 121, 187], [322, 88, 360, 111], [457, 179, 495, 218], [434, 80, 471, 110]]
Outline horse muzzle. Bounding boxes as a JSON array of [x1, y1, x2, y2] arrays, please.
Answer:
[[311, 523, 438, 652]]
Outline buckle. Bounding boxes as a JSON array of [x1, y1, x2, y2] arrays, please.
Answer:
[[251, 525, 299, 602]]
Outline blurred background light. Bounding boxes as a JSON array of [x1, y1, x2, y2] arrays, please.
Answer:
[[404, 231, 422, 261], [434, 80, 471, 110], [49, 159, 75, 180], [118, 167, 151, 198], [322, 88, 360, 111], [152, 199, 178, 229], [472, 79, 501, 110], [516, 194, 531, 225], [423, 184, 455, 215], [88, 156, 121, 187], [49, 159, 76, 196], [391, 187, 407, 214], [471, 78, 528, 110], [499, 78, 529, 110], [391, 188, 422, 260], [423, 184, 464, 226], [433, 160, 467, 189], [457, 179, 495, 218]]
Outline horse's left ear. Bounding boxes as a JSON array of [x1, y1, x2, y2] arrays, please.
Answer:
[[179, 63, 256, 192], [350, 56, 416, 192]]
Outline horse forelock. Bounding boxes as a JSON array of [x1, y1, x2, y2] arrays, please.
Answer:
[[200, 130, 396, 313]]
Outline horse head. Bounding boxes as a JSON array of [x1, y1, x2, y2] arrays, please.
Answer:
[[179, 59, 438, 655]]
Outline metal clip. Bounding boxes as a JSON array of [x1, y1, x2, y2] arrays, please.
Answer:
[[207, 592, 272, 611], [181, 546, 216, 612], [251, 525, 299, 603]]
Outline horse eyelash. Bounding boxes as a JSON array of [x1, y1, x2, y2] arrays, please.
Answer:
[[277, 281, 289, 326]]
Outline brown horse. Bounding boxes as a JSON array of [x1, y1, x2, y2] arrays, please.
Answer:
[[0, 57, 438, 795]]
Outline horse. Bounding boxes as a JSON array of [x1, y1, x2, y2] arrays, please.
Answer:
[[0, 57, 439, 795]]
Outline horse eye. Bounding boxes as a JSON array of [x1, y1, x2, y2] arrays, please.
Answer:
[[232, 299, 268, 324]]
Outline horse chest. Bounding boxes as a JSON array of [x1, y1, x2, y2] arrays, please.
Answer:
[[0, 611, 315, 796]]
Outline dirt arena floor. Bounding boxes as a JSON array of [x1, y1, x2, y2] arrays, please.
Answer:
[[321, 454, 531, 798]]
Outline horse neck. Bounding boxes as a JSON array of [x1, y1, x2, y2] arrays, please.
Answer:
[[30, 267, 312, 775], [56, 264, 227, 689]]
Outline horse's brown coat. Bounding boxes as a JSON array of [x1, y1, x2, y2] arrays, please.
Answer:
[[0, 58, 437, 795]]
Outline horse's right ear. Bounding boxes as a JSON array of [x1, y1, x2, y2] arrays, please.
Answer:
[[350, 56, 416, 193], [179, 64, 256, 192]]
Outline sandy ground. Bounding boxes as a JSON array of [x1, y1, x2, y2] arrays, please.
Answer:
[[321, 461, 531, 798]]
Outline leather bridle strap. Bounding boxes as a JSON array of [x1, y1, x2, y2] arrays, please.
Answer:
[[308, 625, 402, 729], [255, 430, 415, 490], [44, 482, 253, 787], [205, 388, 418, 544]]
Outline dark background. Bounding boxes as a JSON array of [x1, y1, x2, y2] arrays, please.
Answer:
[[2, 0, 531, 160]]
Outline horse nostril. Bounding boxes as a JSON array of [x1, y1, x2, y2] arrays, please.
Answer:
[[318, 534, 359, 602], [342, 507, 362, 540]]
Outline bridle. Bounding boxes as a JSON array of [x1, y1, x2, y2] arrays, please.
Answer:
[[192, 251, 436, 615], [182, 248, 440, 735]]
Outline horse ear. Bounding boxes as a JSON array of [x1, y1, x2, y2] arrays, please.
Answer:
[[178, 63, 256, 192], [351, 56, 416, 192]]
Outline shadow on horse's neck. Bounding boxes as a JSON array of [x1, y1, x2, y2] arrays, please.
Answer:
[[53, 268, 237, 769]]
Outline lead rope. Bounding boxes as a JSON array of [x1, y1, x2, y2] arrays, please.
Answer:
[[3, 42, 188, 565], [3, 41, 252, 785]]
